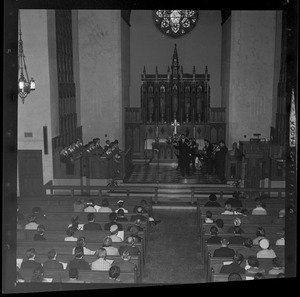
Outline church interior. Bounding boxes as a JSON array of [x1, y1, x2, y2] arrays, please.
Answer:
[[3, 3, 298, 292]]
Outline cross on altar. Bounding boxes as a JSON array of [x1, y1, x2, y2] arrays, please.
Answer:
[[171, 119, 180, 135]]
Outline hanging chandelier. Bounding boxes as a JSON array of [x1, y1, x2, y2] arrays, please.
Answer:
[[18, 11, 35, 103]]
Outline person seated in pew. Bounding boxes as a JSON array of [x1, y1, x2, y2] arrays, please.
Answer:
[[108, 265, 121, 282], [73, 198, 85, 212], [215, 219, 225, 234], [253, 227, 267, 246], [109, 225, 123, 242], [84, 199, 98, 213], [128, 226, 142, 243], [228, 272, 243, 281], [104, 212, 123, 231], [127, 219, 144, 232], [228, 226, 247, 245], [119, 236, 140, 256], [251, 199, 267, 215], [224, 192, 243, 208], [133, 199, 150, 214], [98, 198, 113, 213], [91, 248, 113, 271], [68, 216, 81, 231], [68, 246, 91, 271], [43, 249, 64, 271], [115, 200, 129, 214], [256, 238, 277, 259], [64, 226, 78, 242], [83, 213, 102, 231], [116, 209, 129, 222], [272, 209, 285, 224], [226, 217, 245, 234], [207, 226, 223, 244], [244, 256, 265, 275], [204, 211, 214, 223], [32, 206, 47, 220], [72, 237, 96, 255], [20, 248, 42, 272], [275, 229, 285, 246], [133, 200, 161, 225], [130, 207, 148, 222], [30, 266, 47, 283], [24, 214, 39, 230], [33, 224, 47, 241], [102, 236, 119, 256], [65, 268, 85, 283], [204, 193, 221, 207], [221, 203, 234, 215], [253, 272, 265, 280], [213, 238, 235, 258], [236, 238, 258, 259], [268, 257, 285, 275], [113, 250, 136, 272], [219, 252, 246, 275]]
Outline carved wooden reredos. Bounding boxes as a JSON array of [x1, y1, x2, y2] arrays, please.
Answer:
[[141, 44, 211, 125]]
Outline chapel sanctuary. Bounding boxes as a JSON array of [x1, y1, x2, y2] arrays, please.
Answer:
[[3, 6, 297, 292]]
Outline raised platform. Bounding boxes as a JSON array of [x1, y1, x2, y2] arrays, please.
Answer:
[[124, 163, 225, 185]]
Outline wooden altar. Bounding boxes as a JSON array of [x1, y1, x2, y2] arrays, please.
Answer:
[[125, 44, 226, 161]]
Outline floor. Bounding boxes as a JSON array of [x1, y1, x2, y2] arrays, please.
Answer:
[[142, 209, 206, 284], [124, 163, 223, 184]]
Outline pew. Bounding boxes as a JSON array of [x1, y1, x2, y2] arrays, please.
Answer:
[[17, 253, 143, 282], [17, 195, 153, 211], [201, 233, 283, 254], [197, 207, 283, 231], [201, 223, 285, 236], [18, 220, 149, 247], [203, 243, 285, 274], [211, 271, 279, 282], [17, 240, 146, 266], [19, 267, 138, 283], [206, 256, 285, 282]]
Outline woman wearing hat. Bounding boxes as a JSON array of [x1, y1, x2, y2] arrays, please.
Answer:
[[256, 238, 277, 258]]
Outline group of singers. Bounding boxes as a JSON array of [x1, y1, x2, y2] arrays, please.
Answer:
[[172, 134, 228, 182]]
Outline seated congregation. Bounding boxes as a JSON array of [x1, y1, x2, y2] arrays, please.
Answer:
[[198, 192, 285, 282], [16, 196, 161, 284]]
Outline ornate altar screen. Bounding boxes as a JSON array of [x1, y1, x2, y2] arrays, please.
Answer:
[[141, 44, 210, 127]]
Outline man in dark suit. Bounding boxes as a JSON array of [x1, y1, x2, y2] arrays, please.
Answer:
[[213, 238, 235, 258], [203, 139, 214, 174], [113, 250, 136, 272], [219, 253, 246, 274], [214, 140, 228, 182], [207, 226, 223, 244], [118, 236, 140, 257], [176, 134, 192, 177], [83, 213, 102, 231], [43, 249, 64, 271], [228, 226, 247, 245], [20, 248, 42, 271]]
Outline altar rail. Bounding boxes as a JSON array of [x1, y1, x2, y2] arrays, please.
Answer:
[[44, 183, 285, 205]]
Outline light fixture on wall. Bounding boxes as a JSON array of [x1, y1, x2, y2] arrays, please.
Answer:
[[18, 10, 35, 103]]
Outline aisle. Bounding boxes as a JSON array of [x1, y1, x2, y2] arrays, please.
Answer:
[[142, 210, 206, 284]]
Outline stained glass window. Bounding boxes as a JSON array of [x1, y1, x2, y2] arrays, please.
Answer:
[[152, 10, 199, 38]]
